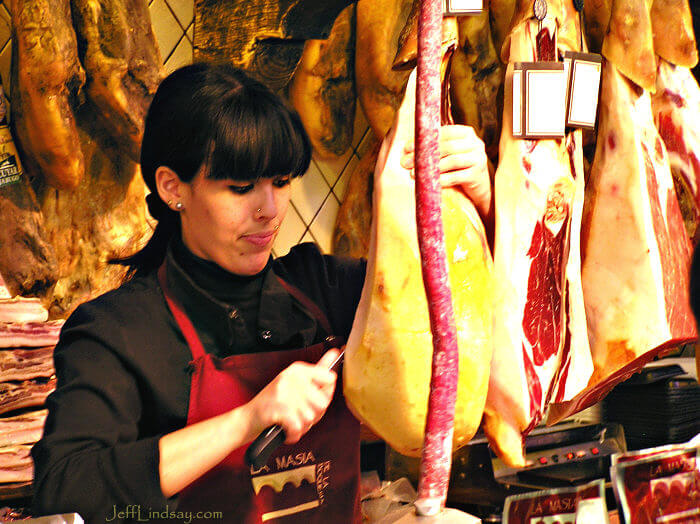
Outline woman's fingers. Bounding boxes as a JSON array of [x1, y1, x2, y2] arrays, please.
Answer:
[[438, 123, 479, 142], [401, 125, 484, 170], [253, 353, 339, 445], [316, 348, 341, 370], [399, 124, 492, 222], [282, 386, 334, 444], [437, 151, 486, 181]]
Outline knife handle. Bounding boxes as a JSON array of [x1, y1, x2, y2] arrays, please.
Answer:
[[245, 424, 286, 470], [245, 342, 345, 470]]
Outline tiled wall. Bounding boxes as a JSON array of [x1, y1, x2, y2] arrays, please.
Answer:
[[0, 0, 372, 258]]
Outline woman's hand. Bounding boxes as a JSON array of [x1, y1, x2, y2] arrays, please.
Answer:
[[248, 349, 340, 444], [400, 124, 493, 224], [159, 349, 339, 496]]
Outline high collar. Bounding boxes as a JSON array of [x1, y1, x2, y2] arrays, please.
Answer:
[[171, 236, 268, 303], [163, 241, 320, 357]]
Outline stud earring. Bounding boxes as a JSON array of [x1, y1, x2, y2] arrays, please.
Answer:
[[175, 202, 183, 211], [167, 200, 172, 206], [274, 224, 279, 230]]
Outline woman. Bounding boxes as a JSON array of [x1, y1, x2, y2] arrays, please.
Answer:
[[31, 63, 492, 523]]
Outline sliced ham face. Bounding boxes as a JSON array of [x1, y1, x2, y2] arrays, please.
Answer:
[[484, 3, 592, 468], [548, 132, 591, 410], [0, 346, 55, 382], [0, 320, 63, 348], [551, 60, 698, 421], [0, 409, 47, 447], [651, 59, 700, 240], [343, 66, 493, 458]]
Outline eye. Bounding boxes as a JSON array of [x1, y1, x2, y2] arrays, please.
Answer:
[[273, 176, 291, 188], [228, 183, 254, 195]]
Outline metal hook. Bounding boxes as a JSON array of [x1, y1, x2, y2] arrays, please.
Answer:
[[533, 0, 547, 59]]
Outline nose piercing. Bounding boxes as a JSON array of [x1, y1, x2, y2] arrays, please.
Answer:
[[175, 202, 183, 211], [257, 208, 261, 213]]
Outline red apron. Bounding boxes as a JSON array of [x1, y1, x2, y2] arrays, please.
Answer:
[[158, 265, 361, 523]]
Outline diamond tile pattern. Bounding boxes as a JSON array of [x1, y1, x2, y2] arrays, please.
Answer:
[[0, 0, 370, 257], [149, 0, 182, 61], [333, 153, 360, 203], [290, 161, 331, 226]]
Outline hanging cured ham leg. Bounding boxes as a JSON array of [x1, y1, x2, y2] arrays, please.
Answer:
[[580, 71, 697, 383], [450, 10, 504, 164], [10, 0, 85, 190], [552, 0, 698, 421], [649, 0, 697, 70], [651, 60, 700, 240], [289, 4, 356, 159], [332, 137, 380, 258], [69, 0, 161, 162], [483, 0, 591, 467], [648, 0, 700, 239], [490, 0, 516, 59], [355, 0, 415, 139], [343, 11, 493, 504]]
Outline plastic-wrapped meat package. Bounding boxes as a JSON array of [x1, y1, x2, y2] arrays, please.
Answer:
[[612, 443, 700, 524], [503, 479, 608, 524]]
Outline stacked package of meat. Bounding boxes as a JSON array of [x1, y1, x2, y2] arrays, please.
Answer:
[[0, 272, 61, 488]]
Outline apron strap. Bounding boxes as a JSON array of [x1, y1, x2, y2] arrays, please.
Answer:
[[275, 275, 333, 336], [158, 263, 208, 360]]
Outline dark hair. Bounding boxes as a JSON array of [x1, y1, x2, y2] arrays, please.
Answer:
[[111, 63, 312, 278]]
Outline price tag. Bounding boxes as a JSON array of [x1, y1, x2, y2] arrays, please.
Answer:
[[512, 62, 566, 138], [443, 0, 483, 15], [563, 51, 602, 129]]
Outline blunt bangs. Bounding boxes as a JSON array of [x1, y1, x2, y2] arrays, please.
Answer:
[[205, 85, 311, 182]]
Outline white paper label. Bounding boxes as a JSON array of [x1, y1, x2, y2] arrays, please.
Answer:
[[576, 498, 609, 524], [512, 69, 523, 137], [568, 60, 601, 127], [526, 69, 566, 137], [443, 0, 483, 14], [528, 515, 575, 524]]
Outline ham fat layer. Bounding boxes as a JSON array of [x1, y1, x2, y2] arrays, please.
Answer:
[[343, 68, 493, 458]]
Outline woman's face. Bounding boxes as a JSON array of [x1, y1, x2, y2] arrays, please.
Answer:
[[179, 167, 292, 276]]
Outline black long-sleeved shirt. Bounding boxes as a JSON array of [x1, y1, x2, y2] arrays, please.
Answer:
[[31, 242, 366, 523]]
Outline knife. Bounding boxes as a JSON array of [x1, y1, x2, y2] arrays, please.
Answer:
[[244, 347, 344, 470]]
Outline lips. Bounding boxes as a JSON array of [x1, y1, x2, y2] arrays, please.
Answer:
[[243, 231, 276, 247]]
